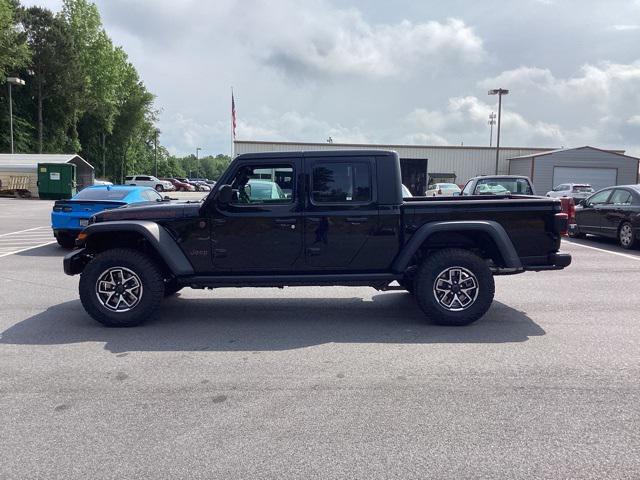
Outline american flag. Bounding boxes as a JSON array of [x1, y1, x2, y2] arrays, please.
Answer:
[[231, 90, 237, 139]]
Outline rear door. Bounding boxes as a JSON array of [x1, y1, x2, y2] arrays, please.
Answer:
[[576, 188, 613, 234], [601, 188, 634, 237], [304, 156, 378, 269]]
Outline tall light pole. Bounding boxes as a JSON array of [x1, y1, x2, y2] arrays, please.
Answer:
[[193, 147, 201, 178], [488, 112, 496, 147], [7, 77, 26, 154], [153, 130, 158, 177], [488, 88, 509, 174]]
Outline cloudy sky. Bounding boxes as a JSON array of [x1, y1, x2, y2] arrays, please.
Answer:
[[21, 0, 640, 156]]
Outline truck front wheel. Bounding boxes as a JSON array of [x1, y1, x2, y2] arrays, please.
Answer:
[[78, 248, 165, 327], [414, 248, 495, 326]]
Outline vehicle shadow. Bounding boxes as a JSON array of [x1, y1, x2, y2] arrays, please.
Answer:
[[16, 243, 67, 257], [0, 293, 545, 352]]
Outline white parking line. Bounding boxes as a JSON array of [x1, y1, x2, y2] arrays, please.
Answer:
[[0, 226, 56, 258], [565, 240, 640, 261], [0, 226, 46, 238]]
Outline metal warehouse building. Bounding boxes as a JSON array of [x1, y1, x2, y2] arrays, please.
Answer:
[[235, 140, 637, 195], [508, 146, 640, 194]]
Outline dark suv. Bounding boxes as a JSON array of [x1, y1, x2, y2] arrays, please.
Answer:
[[64, 150, 570, 328]]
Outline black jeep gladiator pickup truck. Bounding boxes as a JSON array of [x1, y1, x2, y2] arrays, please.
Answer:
[[64, 150, 571, 327]]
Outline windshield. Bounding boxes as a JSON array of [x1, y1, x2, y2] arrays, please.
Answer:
[[73, 188, 129, 200], [475, 178, 533, 195]]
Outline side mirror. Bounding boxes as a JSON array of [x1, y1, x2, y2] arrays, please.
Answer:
[[216, 184, 233, 205]]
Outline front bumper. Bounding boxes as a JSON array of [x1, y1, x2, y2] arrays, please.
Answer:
[[524, 252, 572, 271], [63, 248, 90, 275]]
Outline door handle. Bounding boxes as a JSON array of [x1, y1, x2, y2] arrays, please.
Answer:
[[346, 217, 368, 224], [274, 218, 296, 225], [307, 247, 321, 256], [306, 217, 321, 223], [213, 218, 226, 226]]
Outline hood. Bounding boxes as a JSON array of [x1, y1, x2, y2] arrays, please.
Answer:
[[92, 201, 201, 224]]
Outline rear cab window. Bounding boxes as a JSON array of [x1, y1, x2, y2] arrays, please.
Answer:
[[311, 161, 372, 204]]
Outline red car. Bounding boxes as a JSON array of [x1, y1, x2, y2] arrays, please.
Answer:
[[163, 178, 195, 192]]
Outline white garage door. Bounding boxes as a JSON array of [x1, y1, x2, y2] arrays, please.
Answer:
[[552, 166, 617, 191]]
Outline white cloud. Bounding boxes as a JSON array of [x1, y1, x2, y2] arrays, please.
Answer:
[[237, 4, 485, 77], [610, 24, 640, 31], [237, 110, 371, 144], [404, 95, 594, 147]]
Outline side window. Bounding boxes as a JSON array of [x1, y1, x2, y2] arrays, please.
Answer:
[[462, 181, 474, 195], [229, 164, 293, 205], [125, 176, 133, 181], [609, 189, 632, 205], [141, 190, 160, 201], [311, 162, 372, 204], [139, 176, 151, 181], [587, 189, 612, 206]]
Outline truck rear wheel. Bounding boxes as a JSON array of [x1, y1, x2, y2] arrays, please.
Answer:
[[78, 248, 165, 327], [414, 248, 494, 326]]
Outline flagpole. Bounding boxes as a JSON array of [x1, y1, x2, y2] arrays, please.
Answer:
[[231, 86, 235, 158]]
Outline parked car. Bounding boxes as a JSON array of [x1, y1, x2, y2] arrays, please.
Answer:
[[177, 178, 209, 192], [188, 179, 211, 191], [234, 179, 287, 202], [568, 184, 640, 249], [462, 175, 535, 196], [425, 183, 462, 196], [64, 149, 570, 328], [546, 183, 594, 202], [51, 185, 166, 248], [163, 178, 195, 192], [124, 175, 174, 192]]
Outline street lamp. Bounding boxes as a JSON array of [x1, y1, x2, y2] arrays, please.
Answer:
[[195, 147, 202, 178], [7, 77, 26, 154], [488, 88, 509, 174]]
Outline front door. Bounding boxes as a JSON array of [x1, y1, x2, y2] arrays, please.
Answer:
[[303, 157, 378, 270], [211, 160, 303, 272], [576, 188, 612, 234]]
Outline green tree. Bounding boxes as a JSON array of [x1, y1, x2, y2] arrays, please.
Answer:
[[0, 0, 29, 79], [19, 6, 82, 153]]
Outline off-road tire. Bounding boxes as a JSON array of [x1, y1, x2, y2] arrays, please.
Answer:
[[79, 248, 165, 327], [619, 222, 637, 250], [414, 248, 495, 326], [56, 233, 76, 249]]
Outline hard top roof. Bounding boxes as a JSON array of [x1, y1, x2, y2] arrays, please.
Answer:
[[235, 149, 397, 160]]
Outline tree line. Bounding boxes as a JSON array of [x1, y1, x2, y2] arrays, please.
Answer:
[[0, 0, 229, 182]]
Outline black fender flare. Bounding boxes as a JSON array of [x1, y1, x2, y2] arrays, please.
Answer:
[[391, 220, 522, 273], [80, 221, 194, 276]]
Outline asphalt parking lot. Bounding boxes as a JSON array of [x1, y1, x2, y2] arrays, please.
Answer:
[[0, 197, 639, 479]]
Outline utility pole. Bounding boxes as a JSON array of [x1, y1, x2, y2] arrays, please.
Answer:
[[154, 130, 158, 177], [102, 132, 106, 179], [488, 112, 496, 147], [7, 77, 25, 154], [488, 89, 509, 175]]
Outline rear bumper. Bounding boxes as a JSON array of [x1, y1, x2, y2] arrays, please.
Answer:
[[524, 252, 572, 271], [63, 248, 90, 275]]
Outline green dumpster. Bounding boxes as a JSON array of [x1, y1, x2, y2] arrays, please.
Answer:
[[37, 163, 77, 200]]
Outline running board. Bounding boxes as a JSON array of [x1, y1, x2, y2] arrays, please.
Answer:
[[180, 273, 401, 289]]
